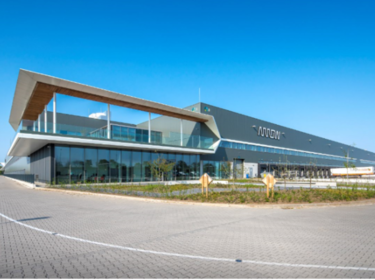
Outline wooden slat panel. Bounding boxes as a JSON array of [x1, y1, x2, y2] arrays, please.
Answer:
[[22, 82, 207, 123]]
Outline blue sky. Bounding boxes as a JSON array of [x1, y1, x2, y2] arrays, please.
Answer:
[[1, 0, 375, 160]]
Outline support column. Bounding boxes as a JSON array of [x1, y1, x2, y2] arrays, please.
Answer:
[[44, 105, 47, 133], [180, 119, 183, 146], [107, 104, 110, 139], [53, 92, 56, 133], [33, 121, 36, 131], [38, 114, 41, 132], [148, 112, 151, 143]]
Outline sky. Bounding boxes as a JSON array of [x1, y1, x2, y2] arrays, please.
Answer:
[[1, 0, 375, 160]]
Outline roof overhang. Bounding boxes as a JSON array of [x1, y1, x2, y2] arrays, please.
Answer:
[[9, 69, 212, 130], [8, 132, 216, 157]]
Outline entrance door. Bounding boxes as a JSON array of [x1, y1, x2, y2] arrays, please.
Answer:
[[233, 159, 244, 179]]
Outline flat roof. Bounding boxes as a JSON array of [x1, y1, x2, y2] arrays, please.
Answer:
[[9, 69, 211, 130]]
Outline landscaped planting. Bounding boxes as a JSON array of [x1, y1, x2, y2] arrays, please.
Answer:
[[49, 182, 375, 204]]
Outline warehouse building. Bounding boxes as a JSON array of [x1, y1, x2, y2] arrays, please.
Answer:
[[4, 70, 375, 183]]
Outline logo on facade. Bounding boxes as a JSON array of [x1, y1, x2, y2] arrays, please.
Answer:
[[191, 107, 197, 112], [257, 126, 281, 140], [204, 106, 210, 112]]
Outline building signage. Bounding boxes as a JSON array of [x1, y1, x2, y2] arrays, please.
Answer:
[[257, 126, 281, 140]]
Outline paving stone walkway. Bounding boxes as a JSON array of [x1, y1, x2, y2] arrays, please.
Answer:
[[1, 176, 375, 278]]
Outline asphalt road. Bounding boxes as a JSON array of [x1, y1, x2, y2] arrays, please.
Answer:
[[1, 176, 375, 278]]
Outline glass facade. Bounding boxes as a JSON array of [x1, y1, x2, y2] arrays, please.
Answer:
[[17, 120, 214, 150], [54, 145, 201, 184], [220, 141, 356, 163], [202, 160, 223, 179]]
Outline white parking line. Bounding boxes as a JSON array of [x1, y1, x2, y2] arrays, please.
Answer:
[[1, 212, 374, 272]]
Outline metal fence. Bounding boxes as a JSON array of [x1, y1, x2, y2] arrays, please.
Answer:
[[3, 174, 35, 184]]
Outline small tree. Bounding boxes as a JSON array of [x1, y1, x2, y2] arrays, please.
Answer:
[[149, 157, 175, 182], [219, 160, 231, 179], [306, 159, 317, 189], [219, 160, 232, 188], [279, 156, 290, 190], [343, 145, 356, 185], [219, 160, 242, 189]]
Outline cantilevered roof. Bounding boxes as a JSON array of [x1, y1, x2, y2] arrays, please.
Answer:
[[9, 69, 212, 130]]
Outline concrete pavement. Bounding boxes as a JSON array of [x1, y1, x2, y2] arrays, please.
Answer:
[[1, 176, 375, 278]]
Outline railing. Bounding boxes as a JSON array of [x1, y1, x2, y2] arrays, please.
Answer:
[[16, 120, 214, 150]]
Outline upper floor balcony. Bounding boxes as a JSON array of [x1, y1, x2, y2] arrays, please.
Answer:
[[8, 70, 220, 157]]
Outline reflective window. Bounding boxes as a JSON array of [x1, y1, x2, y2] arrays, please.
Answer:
[[136, 129, 142, 142], [55, 146, 70, 184], [189, 155, 197, 179], [142, 130, 148, 143], [142, 151, 151, 181], [183, 154, 190, 179], [132, 151, 142, 182], [98, 149, 109, 183], [121, 150, 131, 182], [168, 153, 176, 181], [112, 125, 122, 140], [121, 127, 129, 141], [71, 147, 84, 183], [85, 148, 97, 183], [110, 150, 121, 183], [128, 128, 136, 142]]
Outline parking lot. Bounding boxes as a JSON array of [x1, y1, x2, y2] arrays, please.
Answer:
[[1, 176, 375, 278]]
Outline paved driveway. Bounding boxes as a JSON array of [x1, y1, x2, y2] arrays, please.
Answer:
[[1, 177, 375, 278]]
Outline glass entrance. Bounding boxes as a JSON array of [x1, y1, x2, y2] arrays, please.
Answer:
[[233, 159, 244, 179]]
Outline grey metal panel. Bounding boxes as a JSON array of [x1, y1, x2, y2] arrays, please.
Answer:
[[30, 145, 52, 183], [200, 103, 375, 164]]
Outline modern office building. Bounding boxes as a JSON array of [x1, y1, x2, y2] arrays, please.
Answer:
[[4, 69, 375, 183]]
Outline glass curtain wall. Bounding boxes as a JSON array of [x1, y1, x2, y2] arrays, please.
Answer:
[[202, 160, 226, 179], [54, 145, 201, 184], [85, 148, 98, 182], [142, 151, 151, 181], [71, 147, 84, 183], [167, 154, 176, 181], [110, 150, 121, 183], [121, 150, 131, 182], [98, 149, 109, 183], [55, 146, 70, 184], [132, 151, 142, 182]]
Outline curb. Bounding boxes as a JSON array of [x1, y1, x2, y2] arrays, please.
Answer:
[[36, 187, 375, 209]]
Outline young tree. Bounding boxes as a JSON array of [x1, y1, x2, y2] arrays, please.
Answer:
[[279, 156, 290, 190], [306, 158, 317, 189], [149, 157, 175, 182], [219, 159, 242, 189]]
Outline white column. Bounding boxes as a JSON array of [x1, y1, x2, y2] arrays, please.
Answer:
[[148, 112, 151, 143], [180, 119, 183, 146], [53, 92, 56, 133], [107, 104, 110, 139], [33, 121, 36, 131], [44, 105, 47, 133], [38, 114, 41, 132]]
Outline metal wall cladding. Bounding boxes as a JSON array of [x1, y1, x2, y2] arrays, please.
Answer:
[[30, 145, 54, 183], [199, 103, 375, 163]]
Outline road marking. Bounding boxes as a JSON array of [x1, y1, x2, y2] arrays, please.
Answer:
[[1, 212, 374, 271]]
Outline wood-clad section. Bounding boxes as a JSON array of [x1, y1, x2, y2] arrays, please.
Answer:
[[22, 83, 54, 120], [22, 82, 208, 122]]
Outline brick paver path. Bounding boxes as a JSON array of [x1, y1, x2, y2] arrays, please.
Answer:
[[1, 177, 375, 278]]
